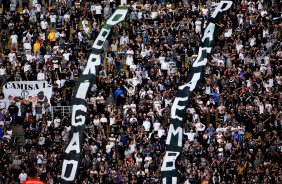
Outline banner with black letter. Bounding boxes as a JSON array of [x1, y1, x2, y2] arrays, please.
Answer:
[[60, 8, 128, 183], [161, 1, 233, 184], [3, 81, 52, 106]]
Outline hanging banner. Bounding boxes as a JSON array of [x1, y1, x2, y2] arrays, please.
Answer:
[[60, 8, 128, 183], [161, 1, 233, 184], [3, 81, 52, 105]]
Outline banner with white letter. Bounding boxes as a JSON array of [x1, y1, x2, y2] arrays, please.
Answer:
[[61, 8, 128, 183], [161, 1, 233, 183]]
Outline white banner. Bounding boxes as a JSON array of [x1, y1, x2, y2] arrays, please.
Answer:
[[3, 81, 52, 106]]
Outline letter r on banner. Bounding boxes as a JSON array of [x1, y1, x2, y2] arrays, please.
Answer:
[[61, 160, 78, 181], [83, 54, 100, 75], [161, 151, 180, 171]]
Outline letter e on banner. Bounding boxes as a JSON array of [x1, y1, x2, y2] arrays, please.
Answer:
[[171, 97, 188, 121]]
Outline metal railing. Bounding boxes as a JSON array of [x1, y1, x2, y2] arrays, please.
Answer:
[[51, 106, 72, 120]]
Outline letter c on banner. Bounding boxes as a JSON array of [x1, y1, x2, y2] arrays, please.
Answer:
[[171, 97, 188, 121]]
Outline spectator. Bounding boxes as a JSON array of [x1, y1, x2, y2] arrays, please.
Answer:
[[0, 0, 281, 183]]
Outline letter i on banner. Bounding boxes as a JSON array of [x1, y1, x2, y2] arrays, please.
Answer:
[[60, 8, 128, 184], [161, 1, 233, 184]]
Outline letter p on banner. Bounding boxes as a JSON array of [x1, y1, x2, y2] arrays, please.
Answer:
[[211, 1, 233, 18]]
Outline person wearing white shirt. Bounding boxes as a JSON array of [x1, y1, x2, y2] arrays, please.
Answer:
[[144, 154, 152, 164], [195, 120, 206, 132], [82, 18, 89, 29], [153, 120, 161, 132], [195, 18, 202, 34], [159, 53, 166, 64], [63, 52, 71, 61], [40, 19, 48, 32], [49, 13, 57, 28], [135, 153, 143, 166], [120, 32, 129, 45], [10, 32, 18, 47], [143, 118, 151, 132], [64, 12, 70, 21], [23, 41, 32, 52], [19, 170, 28, 183], [106, 141, 113, 154], [8, 51, 16, 64], [78, 31, 84, 46], [0, 66, 6, 77], [90, 3, 96, 13], [126, 47, 134, 68], [37, 69, 45, 81], [158, 126, 165, 138], [94, 3, 102, 23], [184, 130, 195, 142]]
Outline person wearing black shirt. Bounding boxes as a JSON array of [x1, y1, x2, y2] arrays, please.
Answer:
[[8, 102, 19, 125]]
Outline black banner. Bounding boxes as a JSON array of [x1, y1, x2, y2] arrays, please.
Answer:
[[60, 8, 128, 183], [161, 1, 233, 184]]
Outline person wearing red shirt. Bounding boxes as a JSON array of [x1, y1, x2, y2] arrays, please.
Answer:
[[22, 167, 45, 184]]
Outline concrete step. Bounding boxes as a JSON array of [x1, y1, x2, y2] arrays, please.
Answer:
[[12, 125, 25, 147]]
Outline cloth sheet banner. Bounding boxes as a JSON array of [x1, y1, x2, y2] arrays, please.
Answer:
[[3, 81, 52, 106], [161, 1, 233, 184], [60, 8, 128, 183]]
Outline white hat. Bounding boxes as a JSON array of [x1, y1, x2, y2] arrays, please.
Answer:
[[0, 121, 4, 126]]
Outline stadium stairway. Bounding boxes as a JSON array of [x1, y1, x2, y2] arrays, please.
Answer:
[[12, 125, 26, 151]]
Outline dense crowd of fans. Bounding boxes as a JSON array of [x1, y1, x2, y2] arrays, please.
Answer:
[[0, 0, 281, 183]]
